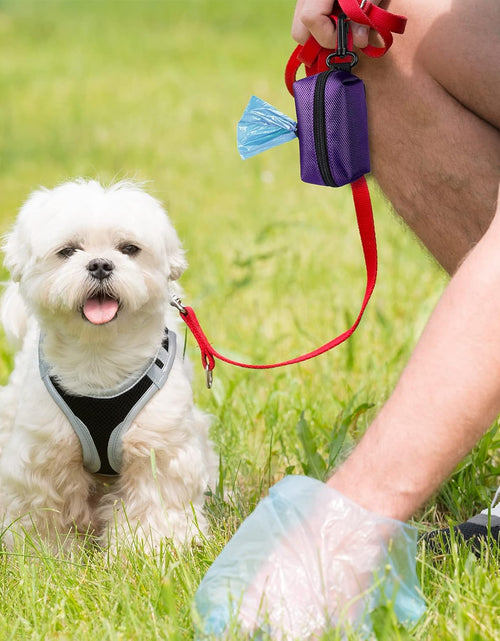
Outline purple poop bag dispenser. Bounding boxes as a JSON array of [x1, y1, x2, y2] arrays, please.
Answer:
[[236, 70, 370, 189], [293, 68, 370, 187]]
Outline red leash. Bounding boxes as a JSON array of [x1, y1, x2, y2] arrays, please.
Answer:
[[173, 1, 406, 388], [285, 0, 407, 94], [172, 176, 376, 388]]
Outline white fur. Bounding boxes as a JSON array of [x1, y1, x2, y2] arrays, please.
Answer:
[[0, 179, 217, 553]]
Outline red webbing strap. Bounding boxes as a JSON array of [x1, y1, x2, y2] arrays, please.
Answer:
[[286, 13, 354, 95], [176, 0, 399, 383], [177, 176, 377, 380], [285, 0, 407, 94], [339, 0, 406, 57]]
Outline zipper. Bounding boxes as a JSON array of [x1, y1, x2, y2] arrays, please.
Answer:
[[313, 70, 337, 187]]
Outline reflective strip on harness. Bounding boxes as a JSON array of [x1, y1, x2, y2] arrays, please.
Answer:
[[38, 329, 177, 475]]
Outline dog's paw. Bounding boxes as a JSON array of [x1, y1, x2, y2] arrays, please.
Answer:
[[103, 503, 208, 558]]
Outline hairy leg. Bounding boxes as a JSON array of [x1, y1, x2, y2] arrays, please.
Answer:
[[98, 454, 208, 552], [0, 440, 96, 552], [291, 0, 500, 517], [99, 425, 215, 552], [355, 0, 500, 273]]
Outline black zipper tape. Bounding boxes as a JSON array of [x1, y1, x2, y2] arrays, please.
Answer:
[[313, 70, 337, 187]]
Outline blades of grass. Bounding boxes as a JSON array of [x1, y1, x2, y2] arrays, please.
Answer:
[[295, 411, 327, 480], [328, 401, 374, 470]]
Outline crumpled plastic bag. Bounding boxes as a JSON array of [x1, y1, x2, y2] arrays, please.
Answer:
[[194, 475, 426, 639], [237, 96, 297, 160]]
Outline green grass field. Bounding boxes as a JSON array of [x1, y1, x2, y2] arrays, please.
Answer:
[[0, 1, 499, 639]]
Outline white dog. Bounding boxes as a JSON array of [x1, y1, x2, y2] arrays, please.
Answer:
[[0, 179, 217, 553]]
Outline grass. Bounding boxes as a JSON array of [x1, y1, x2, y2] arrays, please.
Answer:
[[0, 1, 499, 639]]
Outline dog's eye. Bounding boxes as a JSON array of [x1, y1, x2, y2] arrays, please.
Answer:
[[119, 244, 141, 256], [57, 247, 77, 259]]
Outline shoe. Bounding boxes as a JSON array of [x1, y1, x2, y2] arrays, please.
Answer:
[[423, 487, 500, 555]]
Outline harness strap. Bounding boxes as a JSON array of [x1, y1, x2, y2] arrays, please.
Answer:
[[175, 176, 376, 386], [39, 329, 177, 475]]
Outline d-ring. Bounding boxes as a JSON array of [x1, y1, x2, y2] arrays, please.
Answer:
[[326, 50, 359, 69]]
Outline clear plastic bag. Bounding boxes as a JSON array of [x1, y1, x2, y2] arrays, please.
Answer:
[[194, 475, 425, 639], [237, 96, 297, 160]]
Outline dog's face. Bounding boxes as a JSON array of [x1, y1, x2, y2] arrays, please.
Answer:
[[3, 180, 187, 330]]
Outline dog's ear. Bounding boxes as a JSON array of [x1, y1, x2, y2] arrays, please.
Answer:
[[0, 282, 28, 346], [161, 215, 187, 280], [2, 225, 30, 282], [3, 188, 48, 282], [165, 233, 188, 281]]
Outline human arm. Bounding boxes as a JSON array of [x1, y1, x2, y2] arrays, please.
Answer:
[[329, 183, 500, 520], [194, 184, 500, 638], [194, 1, 500, 634], [293, 0, 500, 274]]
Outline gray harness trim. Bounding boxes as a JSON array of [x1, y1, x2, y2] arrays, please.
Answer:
[[467, 513, 500, 528], [39, 330, 177, 475]]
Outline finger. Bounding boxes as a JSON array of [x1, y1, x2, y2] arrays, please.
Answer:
[[303, 13, 338, 48], [292, 0, 382, 50], [350, 0, 382, 49], [291, 0, 311, 45], [292, 0, 337, 48], [351, 23, 370, 48]]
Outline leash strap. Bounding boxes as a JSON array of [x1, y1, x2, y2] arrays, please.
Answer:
[[285, 0, 407, 94], [173, 0, 405, 387], [173, 175, 376, 388]]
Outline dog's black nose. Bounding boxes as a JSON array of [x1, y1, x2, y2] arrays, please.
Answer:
[[87, 258, 114, 280]]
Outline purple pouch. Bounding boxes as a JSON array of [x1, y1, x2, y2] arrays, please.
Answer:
[[293, 69, 370, 187]]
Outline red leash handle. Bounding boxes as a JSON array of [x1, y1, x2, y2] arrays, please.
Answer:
[[173, 176, 377, 387], [285, 0, 407, 94]]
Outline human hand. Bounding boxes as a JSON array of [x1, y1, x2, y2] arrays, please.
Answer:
[[292, 0, 381, 50], [194, 476, 425, 639]]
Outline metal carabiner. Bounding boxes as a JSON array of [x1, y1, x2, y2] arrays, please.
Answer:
[[336, 13, 349, 57], [205, 364, 213, 389], [326, 12, 359, 70], [170, 294, 187, 315]]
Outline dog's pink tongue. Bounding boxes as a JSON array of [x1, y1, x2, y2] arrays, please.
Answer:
[[83, 298, 119, 325]]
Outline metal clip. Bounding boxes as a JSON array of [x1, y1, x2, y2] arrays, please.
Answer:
[[326, 12, 359, 70], [326, 50, 358, 69], [336, 13, 348, 57], [205, 364, 213, 389], [170, 295, 187, 315]]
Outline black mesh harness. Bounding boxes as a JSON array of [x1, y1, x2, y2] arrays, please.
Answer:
[[38, 329, 176, 475]]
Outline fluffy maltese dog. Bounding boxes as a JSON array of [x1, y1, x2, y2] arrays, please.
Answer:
[[0, 179, 217, 553]]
